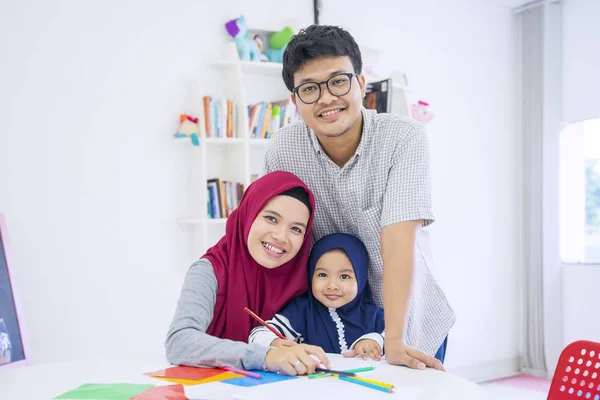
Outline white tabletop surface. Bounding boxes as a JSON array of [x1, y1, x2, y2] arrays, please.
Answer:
[[0, 354, 489, 399]]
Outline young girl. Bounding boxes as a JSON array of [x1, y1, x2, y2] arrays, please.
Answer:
[[165, 171, 331, 376], [249, 233, 386, 361]]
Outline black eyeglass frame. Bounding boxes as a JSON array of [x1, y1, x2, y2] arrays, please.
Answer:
[[292, 72, 359, 104]]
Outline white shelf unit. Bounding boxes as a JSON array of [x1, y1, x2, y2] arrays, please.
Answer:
[[179, 56, 411, 258], [181, 58, 290, 257], [390, 83, 410, 117]]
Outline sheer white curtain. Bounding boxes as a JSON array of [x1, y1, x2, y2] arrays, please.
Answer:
[[515, 0, 563, 375]]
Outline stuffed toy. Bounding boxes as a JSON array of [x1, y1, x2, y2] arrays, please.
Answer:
[[264, 26, 294, 63], [225, 15, 261, 62]]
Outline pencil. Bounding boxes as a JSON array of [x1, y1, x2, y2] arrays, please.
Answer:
[[314, 367, 356, 377], [338, 375, 393, 393], [309, 366, 374, 379], [309, 372, 334, 379], [220, 366, 262, 379], [243, 307, 285, 340], [350, 376, 395, 389], [343, 366, 375, 373]]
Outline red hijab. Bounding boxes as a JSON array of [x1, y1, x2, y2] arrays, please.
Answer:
[[204, 171, 316, 342]]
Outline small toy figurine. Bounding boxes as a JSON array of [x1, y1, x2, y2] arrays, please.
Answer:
[[174, 114, 200, 146]]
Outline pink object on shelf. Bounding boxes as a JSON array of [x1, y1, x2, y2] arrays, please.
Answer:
[[411, 100, 434, 124]]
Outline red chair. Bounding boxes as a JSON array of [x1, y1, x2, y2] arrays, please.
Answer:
[[548, 340, 600, 400]]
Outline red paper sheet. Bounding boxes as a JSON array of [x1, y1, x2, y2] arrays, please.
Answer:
[[131, 384, 186, 400]]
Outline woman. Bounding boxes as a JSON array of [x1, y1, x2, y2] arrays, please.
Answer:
[[165, 171, 330, 376]]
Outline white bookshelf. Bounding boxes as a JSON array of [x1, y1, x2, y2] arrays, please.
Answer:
[[390, 83, 410, 117], [180, 52, 290, 257]]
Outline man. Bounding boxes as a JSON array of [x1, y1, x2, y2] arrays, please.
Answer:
[[263, 25, 455, 370]]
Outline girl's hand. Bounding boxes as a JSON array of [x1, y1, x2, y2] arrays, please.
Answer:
[[264, 344, 330, 376], [342, 339, 382, 360]]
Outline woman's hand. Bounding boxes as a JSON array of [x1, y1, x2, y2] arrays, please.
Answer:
[[342, 339, 382, 360], [264, 344, 330, 376], [270, 338, 297, 348], [384, 337, 444, 371]]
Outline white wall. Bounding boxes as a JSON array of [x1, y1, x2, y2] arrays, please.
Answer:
[[560, 0, 600, 354], [562, 0, 600, 124], [321, 0, 521, 378], [0, 0, 312, 364]]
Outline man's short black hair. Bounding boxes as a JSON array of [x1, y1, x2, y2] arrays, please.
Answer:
[[282, 25, 362, 92]]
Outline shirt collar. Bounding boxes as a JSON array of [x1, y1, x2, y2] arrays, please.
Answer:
[[307, 106, 374, 157]]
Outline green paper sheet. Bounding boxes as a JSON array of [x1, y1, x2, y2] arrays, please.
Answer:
[[54, 383, 154, 400]]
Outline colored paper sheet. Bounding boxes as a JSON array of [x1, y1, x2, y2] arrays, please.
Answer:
[[131, 384, 186, 400], [196, 371, 242, 383], [54, 383, 154, 400], [152, 371, 242, 386], [151, 377, 204, 386], [144, 366, 224, 380], [221, 371, 297, 387]]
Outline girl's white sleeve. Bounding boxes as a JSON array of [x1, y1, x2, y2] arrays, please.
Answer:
[[349, 330, 385, 351], [248, 314, 304, 346]]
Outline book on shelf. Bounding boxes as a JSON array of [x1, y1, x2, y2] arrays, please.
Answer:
[[247, 98, 299, 139], [202, 96, 238, 138], [364, 78, 392, 114], [206, 178, 244, 219]]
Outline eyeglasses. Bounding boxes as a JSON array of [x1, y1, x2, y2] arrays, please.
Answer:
[[293, 73, 358, 104]]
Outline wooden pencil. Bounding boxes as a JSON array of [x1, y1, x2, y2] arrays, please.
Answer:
[[314, 367, 356, 377], [350, 376, 395, 389], [243, 306, 285, 340], [343, 366, 375, 373], [338, 375, 393, 393]]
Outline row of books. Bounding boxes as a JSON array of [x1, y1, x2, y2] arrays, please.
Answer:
[[363, 78, 392, 114], [207, 178, 244, 219], [247, 99, 299, 139], [202, 96, 238, 138]]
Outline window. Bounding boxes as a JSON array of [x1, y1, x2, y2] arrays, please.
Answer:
[[559, 118, 600, 263]]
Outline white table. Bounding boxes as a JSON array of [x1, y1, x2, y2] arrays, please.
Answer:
[[0, 354, 489, 399]]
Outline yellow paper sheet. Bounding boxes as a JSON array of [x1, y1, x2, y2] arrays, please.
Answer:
[[153, 371, 242, 386]]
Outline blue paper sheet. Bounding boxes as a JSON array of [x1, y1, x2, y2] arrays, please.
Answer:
[[221, 371, 297, 387]]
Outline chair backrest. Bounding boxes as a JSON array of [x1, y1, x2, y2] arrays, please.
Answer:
[[548, 340, 600, 400]]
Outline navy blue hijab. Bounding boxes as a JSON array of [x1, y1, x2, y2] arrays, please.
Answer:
[[280, 233, 385, 353]]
